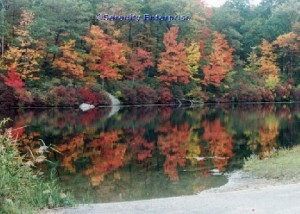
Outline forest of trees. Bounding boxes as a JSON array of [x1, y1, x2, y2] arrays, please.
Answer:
[[0, 0, 300, 106]]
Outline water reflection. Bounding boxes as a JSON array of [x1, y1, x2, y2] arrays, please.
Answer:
[[202, 118, 234, 171], [2, 104, 300, 202]]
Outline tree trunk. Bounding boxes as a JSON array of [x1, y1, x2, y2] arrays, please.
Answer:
[[1, 34, 4, 56], [146, 66, 149, 77], [290, 52, 293, 78], [52, 32, 61, 61], [128, 22, 132, 44], [1, 0, 5, 57]]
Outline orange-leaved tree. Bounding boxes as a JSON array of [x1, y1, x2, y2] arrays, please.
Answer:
[[259, 39, 279, 77], [202, 32, 233, 88], [53, 40, 85, 78], [126, 48, 154, 81], [274, 32, 299, 51], [158, 27, 191, 87], [83, 25, 127, 85], [273, 32, 299, 77]]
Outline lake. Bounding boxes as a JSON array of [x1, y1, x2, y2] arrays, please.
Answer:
[[1, 103, 299, 203]]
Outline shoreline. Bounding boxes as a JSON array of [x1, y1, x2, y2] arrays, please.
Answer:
[[41, 171, 300, 214], [2, 101, 300, 110]]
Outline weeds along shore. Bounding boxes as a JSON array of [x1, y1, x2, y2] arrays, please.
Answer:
[[0, 118, 74, 214]]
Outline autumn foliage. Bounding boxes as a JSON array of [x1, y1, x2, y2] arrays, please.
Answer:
[[202, 119, 234, 171], [8, 104, 294, 187], [0, 10, 41, 80], [0, 68, 24, 89], [126, 48, 154, 81], [56, 134, 85, 173], [259, 39, 279, 77], [53, 40, 85, 78], [157, 122, 190, 181], [186, 42, 201, 80], [82, 131, 126, 186], [158, 27, 191, 86], [202, 32, 234, 87], [78, 87, 111, 105], [55, 131, 126, 186], [84, 25, 127, 81], [126, 129, 154, 161], [258, 117, 279, 157], [4, 1, 300, 203], [1, 0, 300, 106]]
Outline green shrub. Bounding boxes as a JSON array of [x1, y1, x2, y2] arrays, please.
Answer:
[[186, 87, 204, 102], [171, 84, 184, 99], [0, 119, 75, 213], [91, 83, 103, 93], [114, 90, 122, 99]]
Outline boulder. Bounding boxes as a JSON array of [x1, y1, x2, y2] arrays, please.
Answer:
[[79, 103, 95, 111], [106, 92, 121, 106]]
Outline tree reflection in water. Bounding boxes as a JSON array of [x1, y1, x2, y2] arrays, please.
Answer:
[[2, 104, 300, 202]]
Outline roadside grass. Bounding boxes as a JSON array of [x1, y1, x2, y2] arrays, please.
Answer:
[[0, 119, 75, 214], [244, 146, 300, 181]]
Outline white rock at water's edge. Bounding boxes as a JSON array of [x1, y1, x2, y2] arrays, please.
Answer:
[[106, 92, 121, 106], [79, 103, 95, 111]]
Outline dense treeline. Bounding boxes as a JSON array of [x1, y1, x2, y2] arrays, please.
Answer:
[[0, 0, 299, 106]]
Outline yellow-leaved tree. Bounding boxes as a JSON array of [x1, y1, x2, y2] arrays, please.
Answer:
[[53, 40, 85, 78], [186, 42, 201, 81], [259, 39, 280, 90], [259, 39, 279, 76], [0, 10, 42, 80]]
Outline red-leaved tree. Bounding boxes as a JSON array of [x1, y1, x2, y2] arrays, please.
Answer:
[[126, 48, 154, 81], [83, 25, 127, 83], [0, 67, 25, 89], [158, 27, 191, 87]]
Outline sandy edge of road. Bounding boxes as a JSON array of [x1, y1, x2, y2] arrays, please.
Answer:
[[41, 171, 300, 214]]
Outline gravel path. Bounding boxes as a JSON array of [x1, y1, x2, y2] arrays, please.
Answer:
[[42, 171, 300, 214]]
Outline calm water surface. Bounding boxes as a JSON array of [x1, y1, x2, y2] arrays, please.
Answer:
[[1, 104, 300, 203]]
